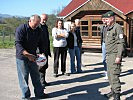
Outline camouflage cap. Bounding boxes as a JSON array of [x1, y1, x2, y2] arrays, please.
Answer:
[[104, 11, 115, 18]]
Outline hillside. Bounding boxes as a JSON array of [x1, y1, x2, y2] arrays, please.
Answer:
[[0, 14, 12, 18]]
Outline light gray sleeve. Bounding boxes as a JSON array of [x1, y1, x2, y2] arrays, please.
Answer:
[[52, 27, 57, 38]]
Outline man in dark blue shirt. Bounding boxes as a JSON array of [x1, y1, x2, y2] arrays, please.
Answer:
[[15, 14, 48, 99]]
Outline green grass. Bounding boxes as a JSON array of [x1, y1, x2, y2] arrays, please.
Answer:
[[0, 35, 53, 49], [0, 36, 15, 48], [49, 34, 53, 51], [0, 41, 15, 48]]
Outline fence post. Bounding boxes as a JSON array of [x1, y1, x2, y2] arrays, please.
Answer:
[[10, 32, 11, 41], [2, 31, 5, 44]]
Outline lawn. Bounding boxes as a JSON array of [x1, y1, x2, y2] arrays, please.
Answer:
[[0, 35, 53, 49], [0, 36, 15, 48]]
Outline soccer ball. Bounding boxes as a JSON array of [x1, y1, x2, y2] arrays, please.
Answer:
[[36, 54, 47, 67]]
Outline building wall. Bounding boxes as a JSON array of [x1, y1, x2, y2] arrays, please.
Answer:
[[74, 12, 130, 48], [62, 0, 132, 49]]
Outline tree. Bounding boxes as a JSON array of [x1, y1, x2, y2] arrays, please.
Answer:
[[47, 14, 56, 33], [52, 6, 65, 15]]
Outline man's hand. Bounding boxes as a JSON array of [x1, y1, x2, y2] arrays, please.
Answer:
[[27, 54, 36, 62], [23, 50, 36, 62], [115, 57, 121, 64]]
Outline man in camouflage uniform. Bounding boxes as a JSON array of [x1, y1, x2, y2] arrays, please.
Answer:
[[104, 11, 125, 100]]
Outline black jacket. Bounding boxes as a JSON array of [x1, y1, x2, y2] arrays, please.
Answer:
[[67, 30, 82, 49], [75, 26, 83, 44], [39, 24, 51, 57]]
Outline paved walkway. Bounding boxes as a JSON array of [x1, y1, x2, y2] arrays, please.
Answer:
[[0, 49, 132, 100]]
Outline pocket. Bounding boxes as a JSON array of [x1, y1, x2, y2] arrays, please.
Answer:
[[113, 64, 121, 75]]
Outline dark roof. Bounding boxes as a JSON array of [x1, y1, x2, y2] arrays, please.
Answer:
[[58, 0, 133, 17]]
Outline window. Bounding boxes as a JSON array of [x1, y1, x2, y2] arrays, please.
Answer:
[[80, 21, 88, 36], [116, 21, 124, 26], [130, 19, 133, 48], [92, 20, 102, 37], [116, 21, 124, 31]]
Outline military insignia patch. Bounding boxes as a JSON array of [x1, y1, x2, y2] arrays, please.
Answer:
[[119, 34, 123, 39]]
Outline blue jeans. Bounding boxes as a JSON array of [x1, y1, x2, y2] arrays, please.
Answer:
[[102, 42, 107, 71], [68, 46, 82, 73], [16, 58, 44, 99]]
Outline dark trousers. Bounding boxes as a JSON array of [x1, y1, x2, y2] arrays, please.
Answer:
[[106, 53, 121, 93], [39, 54, 48, 85], [53, 47, 67, 74]]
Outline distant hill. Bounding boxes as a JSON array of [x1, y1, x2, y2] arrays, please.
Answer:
[[0, 14, 12, 18], [0, 14, 28, 20]]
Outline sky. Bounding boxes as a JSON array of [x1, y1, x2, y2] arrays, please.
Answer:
[[0, 0, 72, 17]]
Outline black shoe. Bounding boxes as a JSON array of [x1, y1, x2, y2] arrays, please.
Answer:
[[104, 91, 114, 98], [71, 71, 77, 74], [45, 82, 50, 86], [22, 97, 31, 100], [77, 70, 83, 73], [36, 93, 49, 99], [62, 72, 70, 76], [53, 74, 58, 77], [42, 84, 46, 89], [113, 93, 120, 100]]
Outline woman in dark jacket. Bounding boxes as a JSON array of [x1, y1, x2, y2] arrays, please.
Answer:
[[67, 23, 82, 74]]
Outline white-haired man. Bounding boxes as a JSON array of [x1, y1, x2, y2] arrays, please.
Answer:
[[75, 19, 84, 68], [39, 14, 51, 87]]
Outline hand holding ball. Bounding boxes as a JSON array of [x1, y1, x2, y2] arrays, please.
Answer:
[[36, 54, 47, 67]]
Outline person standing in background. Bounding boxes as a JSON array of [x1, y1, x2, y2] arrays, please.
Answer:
[[52, 19, 69, 77], [67, 22, 82, 74], [39, 14, 51, 88], [74, 19, 84, 67], [100, 14, 108, 80]]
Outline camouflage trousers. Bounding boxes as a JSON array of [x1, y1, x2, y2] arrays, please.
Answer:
[[106, 53, 121, 93]]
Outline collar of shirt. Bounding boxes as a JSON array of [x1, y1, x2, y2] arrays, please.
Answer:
[[108, 22, 116, 30], [27, 23, 40, 32]]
